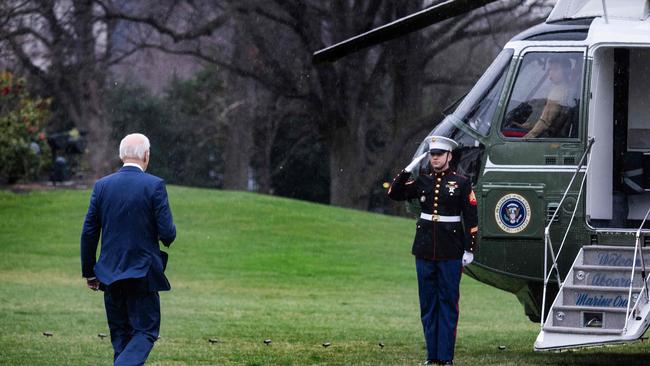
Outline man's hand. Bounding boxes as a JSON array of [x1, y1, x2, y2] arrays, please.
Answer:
[[404, 152, 428, 173], [86, 277, 100, 291], [462, 251, 474, 267]]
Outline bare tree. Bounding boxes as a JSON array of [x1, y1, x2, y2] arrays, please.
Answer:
[[102, 0, 550, 208], [214, 0, 551, 208], [0, 0, 228, 178]]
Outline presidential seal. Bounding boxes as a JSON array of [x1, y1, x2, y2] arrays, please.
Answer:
[[495, 193, 531, 233]]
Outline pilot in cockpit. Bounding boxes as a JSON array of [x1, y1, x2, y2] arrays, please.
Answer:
[[511, 56, 573, 138]]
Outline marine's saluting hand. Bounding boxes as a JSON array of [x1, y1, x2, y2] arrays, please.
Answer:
[[404, 152, 429, 173]]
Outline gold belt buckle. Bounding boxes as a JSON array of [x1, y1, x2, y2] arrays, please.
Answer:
[[432, 214, 440, 221]]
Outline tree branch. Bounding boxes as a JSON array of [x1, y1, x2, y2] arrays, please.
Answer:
[[100, 5, 229, 43]]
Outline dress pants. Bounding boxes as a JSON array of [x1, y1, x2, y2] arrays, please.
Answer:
[[415, 257, 462, 362], [103, 278, 160, 366]]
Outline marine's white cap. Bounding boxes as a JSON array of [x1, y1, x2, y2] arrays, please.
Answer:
[[428, 136, 458, 153]]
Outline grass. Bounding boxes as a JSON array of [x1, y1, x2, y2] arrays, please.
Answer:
[[1, 186, 649, 365]]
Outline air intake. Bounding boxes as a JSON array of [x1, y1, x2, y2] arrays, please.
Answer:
[[547, 203, 560, 222], [564, 156, 576, 165], [545, 156, 557, 165]]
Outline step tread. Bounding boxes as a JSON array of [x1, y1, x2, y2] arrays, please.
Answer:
[[573, 264, 645, 271], [583, 245, 650, 251], [563, 284, 643, 292], [552, 305, 629, 313], [542, 325, 624, 335]]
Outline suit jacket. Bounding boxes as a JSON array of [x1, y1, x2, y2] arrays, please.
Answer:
[[80, 166, 176, 291]]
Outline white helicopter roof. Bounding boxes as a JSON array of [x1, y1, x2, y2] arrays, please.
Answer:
[[503, 0, 650, 51], [586, 16, 650, 46], [548, 0, 649, 22]]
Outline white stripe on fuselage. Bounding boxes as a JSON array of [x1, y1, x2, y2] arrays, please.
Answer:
[[483, 156, 587, 175]]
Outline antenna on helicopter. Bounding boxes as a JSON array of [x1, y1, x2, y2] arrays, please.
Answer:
[[313, 0, 500, 64], [601, 0, 609, 23]]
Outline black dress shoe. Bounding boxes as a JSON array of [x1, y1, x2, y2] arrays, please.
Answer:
[[423, 360, 439, 365], [441, 361, 453, 366]]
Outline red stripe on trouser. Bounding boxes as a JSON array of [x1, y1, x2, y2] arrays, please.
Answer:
[[453, 266, 463, 340]]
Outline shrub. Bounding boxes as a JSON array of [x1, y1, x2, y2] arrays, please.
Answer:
[[0, 71, 51, 183]]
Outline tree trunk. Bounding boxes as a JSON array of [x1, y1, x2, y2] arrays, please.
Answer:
[[254, 113, 274, 194], [222, 113, 252, 190], [82, 112, 114, 178], [74, 73, 114, 179], [221, 25, 254, 191], [328, 127, 368, 209]]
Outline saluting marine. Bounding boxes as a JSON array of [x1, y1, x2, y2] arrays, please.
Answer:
[[388, 136, 478, 366]]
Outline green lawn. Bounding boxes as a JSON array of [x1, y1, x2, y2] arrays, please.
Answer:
[[0, 186, 649, 365]]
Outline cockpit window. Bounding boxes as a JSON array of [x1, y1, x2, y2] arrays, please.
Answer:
[[444, 48, 513, 136], [501, 52, 583, 139], [409, 49, 514, 184]]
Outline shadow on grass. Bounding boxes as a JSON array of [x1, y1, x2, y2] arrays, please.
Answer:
[[467, 343, 650, 366], [542, 353, 650, 366], [521, 345, 650, 366]]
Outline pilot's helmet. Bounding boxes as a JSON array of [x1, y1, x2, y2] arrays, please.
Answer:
[[428, 136, 458, 154]]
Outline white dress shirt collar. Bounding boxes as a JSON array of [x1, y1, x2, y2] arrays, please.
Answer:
[[123, 163, 144, 172]]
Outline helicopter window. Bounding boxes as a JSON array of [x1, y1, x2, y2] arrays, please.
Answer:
[[445, 48, 513, 136], [501, 52, 583, 139]]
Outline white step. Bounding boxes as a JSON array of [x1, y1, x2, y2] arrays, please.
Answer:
[[535, 329, 643, 351], [541, 325, 623, 335], [562, 285, 642, 309], [582, 246, 650, 267], [572, 265, 646, 288], [549, 305, 627, 329]]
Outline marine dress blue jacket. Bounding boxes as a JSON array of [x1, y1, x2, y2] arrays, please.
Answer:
[[388, 168, 478, 260]]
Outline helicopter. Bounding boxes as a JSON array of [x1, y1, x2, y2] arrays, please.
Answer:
[[314, 0, 650, 351]]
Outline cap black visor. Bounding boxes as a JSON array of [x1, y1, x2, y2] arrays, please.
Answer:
[[429, 149, 448, 154]]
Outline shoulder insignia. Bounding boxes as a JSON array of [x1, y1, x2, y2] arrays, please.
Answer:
[[469, 190, 477, 205]]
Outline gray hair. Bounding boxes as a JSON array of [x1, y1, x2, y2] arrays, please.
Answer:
[[119, 133, 150, 160]]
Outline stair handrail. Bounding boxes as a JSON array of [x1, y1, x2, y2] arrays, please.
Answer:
[[636, 208, 650, 303], [623, 208, 650, 332], [541, 137, 595, 328]]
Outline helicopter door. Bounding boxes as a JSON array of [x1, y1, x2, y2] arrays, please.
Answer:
[[483, 49, 586, 242], [587, 47, 650, 229]]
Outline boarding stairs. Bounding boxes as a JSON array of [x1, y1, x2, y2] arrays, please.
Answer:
[[534, 244, 650, 350], [533, 138, 650, 350]]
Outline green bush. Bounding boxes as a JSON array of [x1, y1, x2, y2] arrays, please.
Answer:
[[107, 71, 225, 187], [0, 71, 51, 183]]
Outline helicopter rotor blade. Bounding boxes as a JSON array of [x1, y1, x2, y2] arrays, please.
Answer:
[[313, 0, 500, 64]]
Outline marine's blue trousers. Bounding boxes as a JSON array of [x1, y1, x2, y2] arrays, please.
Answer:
[[415, 257, 463, 362], [104, 279, 160, 366]]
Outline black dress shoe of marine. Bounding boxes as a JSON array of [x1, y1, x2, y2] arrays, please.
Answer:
[[441, 361, 453, 366]]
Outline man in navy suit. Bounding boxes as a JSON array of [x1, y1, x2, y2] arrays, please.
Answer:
[[81, 133, 176, 365]]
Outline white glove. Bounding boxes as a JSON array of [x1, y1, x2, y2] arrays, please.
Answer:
[[404, 152, 428, 173], [462, 251, 474, 267]]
